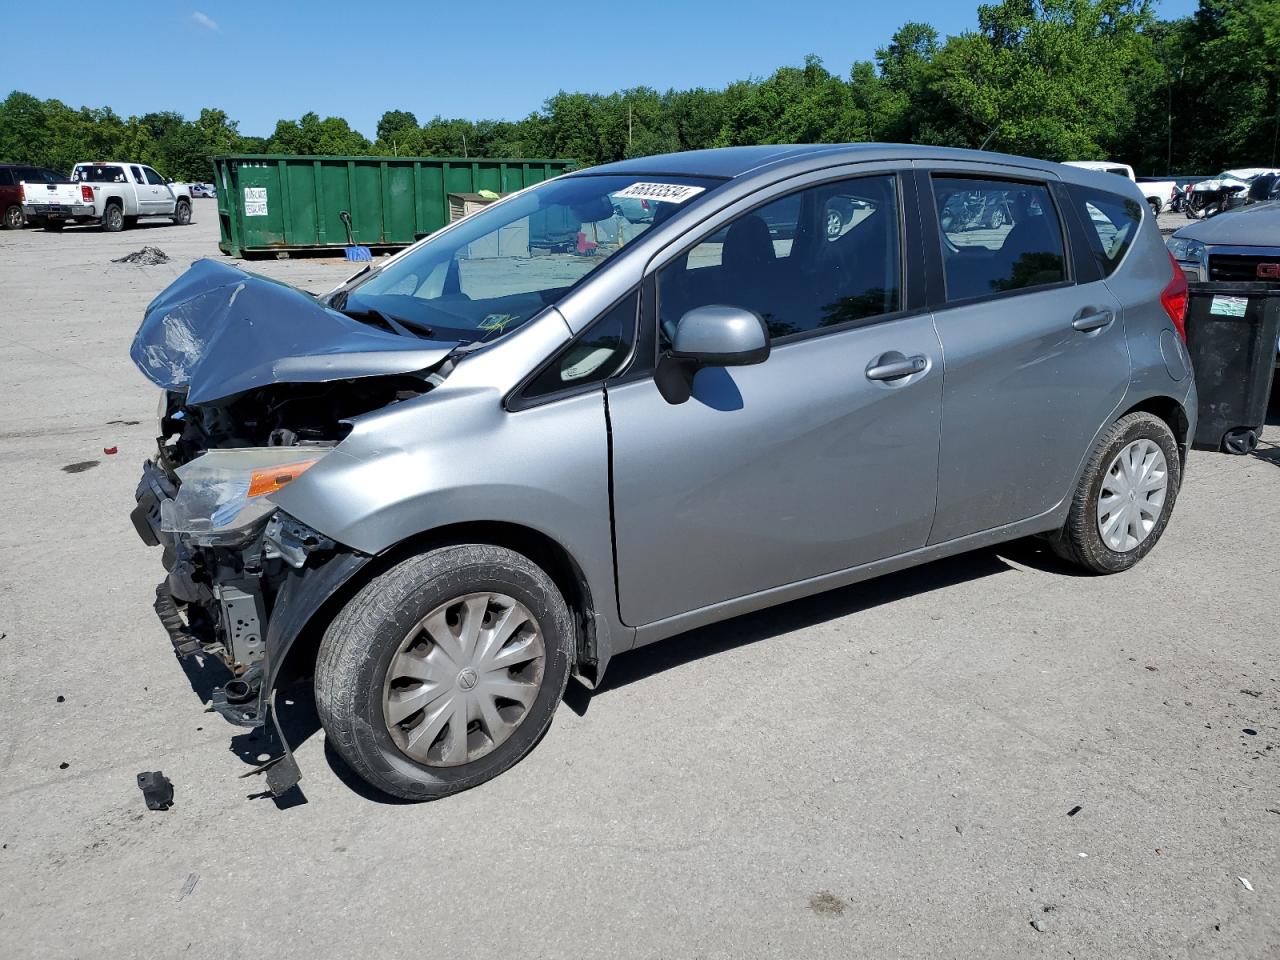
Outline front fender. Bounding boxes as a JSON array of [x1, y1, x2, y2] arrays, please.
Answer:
[[262, 550, 373, 695]]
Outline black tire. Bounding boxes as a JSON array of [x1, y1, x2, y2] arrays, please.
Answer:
[[102, 203, 124, 232], [172, 199, 191, 225], [1147, 198, 1161, 217], [43, 220, 65, 232], [1049, 412, 1181, 574], [3, 204, 23, 229], [315, 544, 574, 800]]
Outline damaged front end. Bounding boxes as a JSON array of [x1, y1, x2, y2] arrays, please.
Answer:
[[129, 260, 458, 790]]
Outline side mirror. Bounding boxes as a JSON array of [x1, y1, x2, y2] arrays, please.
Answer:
[[656, 305, 770, 404]]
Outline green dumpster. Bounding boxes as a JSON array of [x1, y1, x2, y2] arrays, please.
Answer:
[[211, 154, 577, 258]]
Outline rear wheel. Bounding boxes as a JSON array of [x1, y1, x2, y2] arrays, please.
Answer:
[[315, 544, 574, 800], [1147, 198, 1162, 217], [172, 199, 191, 225], [1050, 412, 1181, 574], [3, 204, 23, 229], [102, 203, 124, 232]]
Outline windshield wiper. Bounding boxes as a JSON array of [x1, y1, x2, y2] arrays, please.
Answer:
[[341, 307, 435, 340]]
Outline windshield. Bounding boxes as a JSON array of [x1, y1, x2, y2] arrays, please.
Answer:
[[334, 174, 720, 343]]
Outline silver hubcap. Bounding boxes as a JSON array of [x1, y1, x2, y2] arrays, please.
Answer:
[[382, 592, 544, 767], [1097, 438, 1168, 552]]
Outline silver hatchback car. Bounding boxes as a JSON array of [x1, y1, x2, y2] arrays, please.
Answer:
[[131, 144, 1197, 800]]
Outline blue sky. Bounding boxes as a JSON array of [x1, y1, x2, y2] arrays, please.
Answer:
[[4, 0, 1201, 139]]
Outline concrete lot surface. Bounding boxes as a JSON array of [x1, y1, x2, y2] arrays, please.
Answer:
[[0, 210, 1277, 959]]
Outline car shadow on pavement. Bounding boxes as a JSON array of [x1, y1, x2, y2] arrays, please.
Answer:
[[583, 542, 1038, 704]]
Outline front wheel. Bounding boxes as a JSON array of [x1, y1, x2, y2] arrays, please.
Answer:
[[1147, 198, 1162, 217], [172, 199, 191, 225], [1049, 412, 1181, 574], [315, 544, 574, 800], [3, 204, 23, 229]]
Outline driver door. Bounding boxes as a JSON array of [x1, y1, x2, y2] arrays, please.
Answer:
[[606, 171, 944, 627]]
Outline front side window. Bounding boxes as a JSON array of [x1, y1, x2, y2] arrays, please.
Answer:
[[932, 177, 1066, 301], [143, 167, 167, 186], [73, 164, 127, 183], [658, 174, 902, 343], [1066, 185, 1142, 277], [333, 175, 719, 345]]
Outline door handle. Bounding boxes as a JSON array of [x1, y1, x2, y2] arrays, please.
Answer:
[[1072, 309, 1114, 332], [866, 354, 928, 381]]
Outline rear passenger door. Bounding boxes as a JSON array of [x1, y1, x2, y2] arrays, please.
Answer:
[[920, 166, 1129, 544]]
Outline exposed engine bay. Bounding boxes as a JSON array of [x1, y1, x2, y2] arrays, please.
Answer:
[[130, 261, 461, 792]]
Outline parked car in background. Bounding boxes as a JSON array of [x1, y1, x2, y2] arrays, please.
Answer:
[[130, 144, 1196, 801], [189, 182, 217, 199], [0, 163, 70, 229], [22, 161, 193, 231], [1183, 168, 1280, 219], [1064, 161, 1177, 215]]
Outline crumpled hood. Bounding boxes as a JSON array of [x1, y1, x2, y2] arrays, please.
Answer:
[[1173, 201, 1280, 247], [130, 259, 457, 404]]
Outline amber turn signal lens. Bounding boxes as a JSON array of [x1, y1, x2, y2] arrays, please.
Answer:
[[246, 459, 318, 499]]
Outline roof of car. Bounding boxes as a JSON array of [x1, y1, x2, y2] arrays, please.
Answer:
[[577, 143, 1061, 180]]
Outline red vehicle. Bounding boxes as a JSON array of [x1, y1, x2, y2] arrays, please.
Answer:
[[0, 163, 70, 229]]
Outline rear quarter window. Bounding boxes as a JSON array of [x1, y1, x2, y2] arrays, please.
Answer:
[[1066, 185, 1143, 277]]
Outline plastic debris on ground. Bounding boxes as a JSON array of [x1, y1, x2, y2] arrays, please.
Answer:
[[137, 771, 175, 810], [112, 246, 170, 265], [1238, 877, 1254, 892]]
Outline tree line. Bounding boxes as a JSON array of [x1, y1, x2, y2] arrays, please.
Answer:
[[1, 0, 1276, 183]]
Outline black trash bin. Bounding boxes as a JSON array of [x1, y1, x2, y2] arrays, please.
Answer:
[[1184, 281, 1280, 454]]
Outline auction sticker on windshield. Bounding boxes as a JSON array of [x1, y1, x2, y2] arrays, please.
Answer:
[[613, 182, 705, 204]]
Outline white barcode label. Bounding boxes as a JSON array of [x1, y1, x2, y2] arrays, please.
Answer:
[[613, 182, 705, 204]]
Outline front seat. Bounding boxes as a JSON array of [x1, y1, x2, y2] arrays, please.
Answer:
[[718, 215, 781, 326]]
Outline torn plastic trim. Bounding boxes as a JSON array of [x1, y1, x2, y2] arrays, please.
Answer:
[[131, 259, 458, 405]]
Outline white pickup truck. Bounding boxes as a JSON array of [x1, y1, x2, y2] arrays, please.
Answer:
[[1063, 161, 1177, 216], [21, 161, 193, 232]]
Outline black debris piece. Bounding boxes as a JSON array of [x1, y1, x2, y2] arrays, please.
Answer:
[[137, 771, 174, 810], [58, 762, 69, 770], [112, 246, 170, 265], [1067, 805, 1083, 817], [55, 695, 65, 703], [1243, 728, 1258, 736], [61, 461, 99, 474]]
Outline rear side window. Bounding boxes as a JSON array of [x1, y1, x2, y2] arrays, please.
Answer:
[[1066, 185, 1143, 277], [932, 177, 1066, 301], [520, 291, 638, 402], [0, 169, 12, 187]]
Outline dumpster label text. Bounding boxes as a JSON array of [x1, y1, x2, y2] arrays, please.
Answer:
[[612, 182, 705, 204], [244, 187, 268, 217], [1210, 295, 1248, 318]]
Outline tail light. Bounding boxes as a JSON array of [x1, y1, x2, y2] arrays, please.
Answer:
[[81, 185, 94, 203], [1161, 251, 1189, 341], [19, 182, 25, 201]]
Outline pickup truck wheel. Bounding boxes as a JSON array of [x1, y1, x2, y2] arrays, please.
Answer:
[[315, 544, 574, 801], [172, 200, 191, 225], [102, 204, 124, 232], [1049, 412, 1180, 574], [3, 204, 23, 229]]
